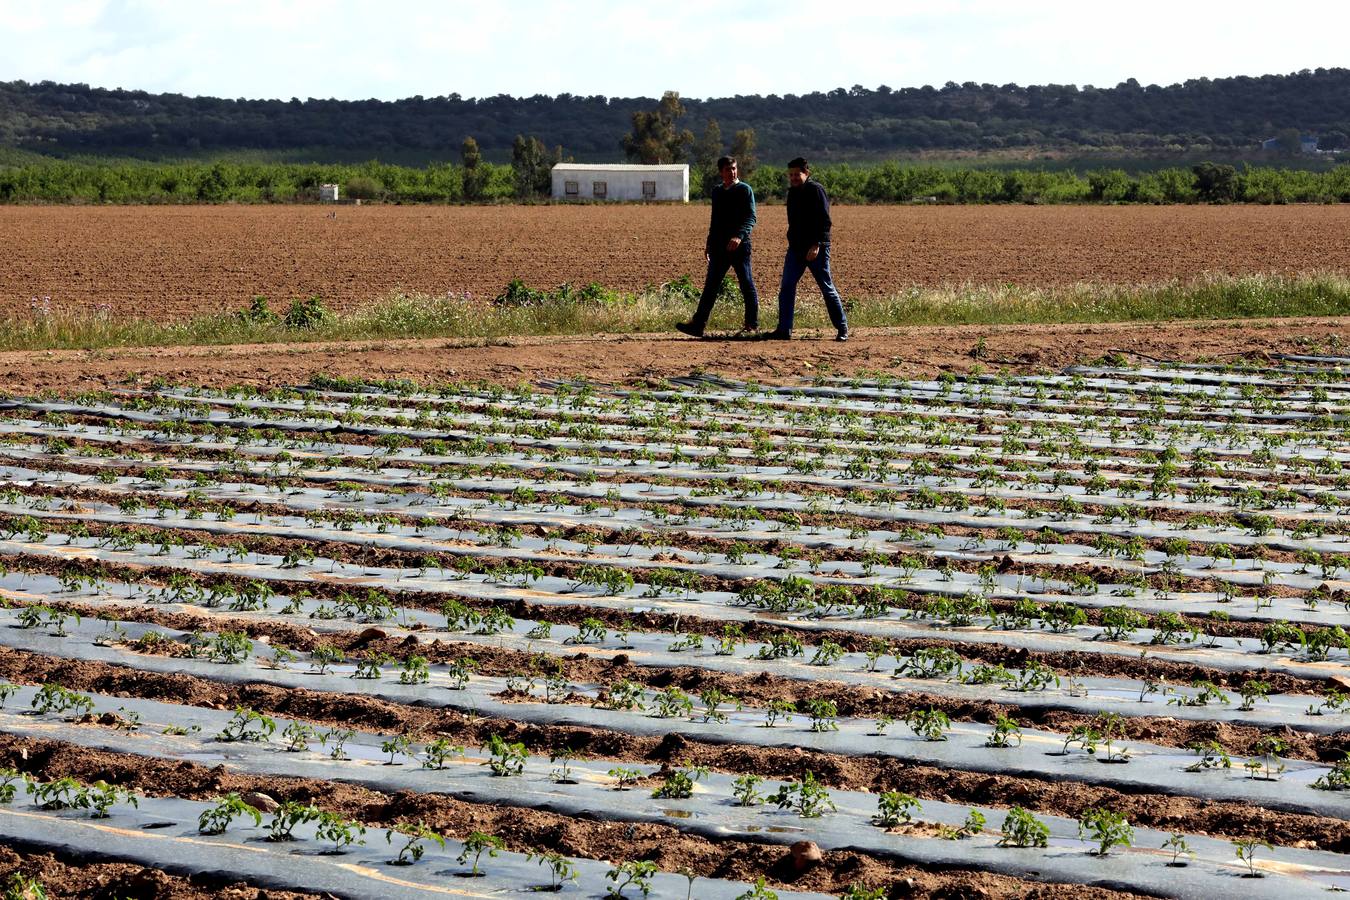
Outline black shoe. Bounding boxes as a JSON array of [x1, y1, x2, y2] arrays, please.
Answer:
[[835, 328, 849, 342], [675, 322, 704, 338], [764, 330, 791, 341]]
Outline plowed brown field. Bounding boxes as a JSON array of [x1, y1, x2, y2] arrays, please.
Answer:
[[4, 204, 1350, 322]]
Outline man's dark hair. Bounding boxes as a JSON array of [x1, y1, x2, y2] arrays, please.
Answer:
[[788, 157, 809, 172], [717, 155, 737, 171]]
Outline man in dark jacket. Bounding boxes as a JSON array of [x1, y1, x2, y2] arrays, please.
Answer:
[[768, 157, 848, 341], [676, 156, 759, 337]]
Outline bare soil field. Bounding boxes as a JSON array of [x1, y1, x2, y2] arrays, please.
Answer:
[[4, 204, 1350, 321]]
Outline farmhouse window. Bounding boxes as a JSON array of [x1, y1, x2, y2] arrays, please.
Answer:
[[564, 180, 579, 196], [642, 180, 657, 199], [592, 181, 607, 198]]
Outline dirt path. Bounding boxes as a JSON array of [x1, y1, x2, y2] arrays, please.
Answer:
[[2, 316, 1344, 393]]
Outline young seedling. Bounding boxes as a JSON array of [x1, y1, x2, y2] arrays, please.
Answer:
[[0, 769, 21, 804], [282, 721, 316, 753], [904, 707, 951, 742], [216, 707, 276, 743], [763, 699, 796, 728], [528, 850, 579, 892], [651, 765, 709, 800], [316, 811, 366, 854], [381, 732, 415, 765], [873, 791, 921, 827], [76, 780, 138, 819], [1237, 679, 1271, 712], [606, 860, 658, 898], [939, 809, 987, 840], [421, 737, 465, 770], [198, 793, 262, 835], [651, 687, 694, 719], [608, 767, 644, 790], [1245, 736, 1288, 781], [319, 728, 355, 760], [1077, 807, 1133, 856], [771, 771, 836, 818], [733, 876, 779, 900], [732, 773, 765, 807], [805, 698, 840, 732], [269, 800, 321, 842], [1183, 740, 1232, 773], [482, 734, 528, 777], [985, 714, 1022, 748], [456, 831, 504, 876], [446, 657, 478, 690], [353, 652, 392, 680], [1162, 832, 1194, 867], [387, 821, 445, 865], [1234, 837, 1272, 878], [998, 806, 1050, 848], [309, 644, 345, 674], [30, 683, 94, 717], [550, 748, 579, 784], [698, 688, 739, 724], [398, 655, 430, 684]]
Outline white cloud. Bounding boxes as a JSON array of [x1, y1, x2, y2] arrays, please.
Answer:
[[0, 0, 1345, 99]]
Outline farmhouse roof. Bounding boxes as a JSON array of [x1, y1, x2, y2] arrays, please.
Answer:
[[551, 163, 688, 172]]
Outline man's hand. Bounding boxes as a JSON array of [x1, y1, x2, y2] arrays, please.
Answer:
[[805, 244, 820, 262], [725, 237, 742, 253]]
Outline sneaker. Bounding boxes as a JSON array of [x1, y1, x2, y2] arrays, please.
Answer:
[[764, 330, 791, 341], [675, 322, 704, 338], [835, 328, 849, 342]]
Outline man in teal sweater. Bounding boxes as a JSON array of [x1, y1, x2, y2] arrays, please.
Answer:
[[676, 156, 759, 337]]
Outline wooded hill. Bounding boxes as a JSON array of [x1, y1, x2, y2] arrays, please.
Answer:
[[2, 68, 1349, 163]]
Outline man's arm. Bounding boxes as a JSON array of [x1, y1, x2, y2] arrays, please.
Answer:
[[726, 183, 756, 251], [806, 182, 831, 261]]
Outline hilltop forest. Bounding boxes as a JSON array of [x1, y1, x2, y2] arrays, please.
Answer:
[[3, 68, 1350, 164]]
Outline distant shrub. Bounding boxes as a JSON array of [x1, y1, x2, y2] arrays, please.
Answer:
[[284, 296, 331, 329]]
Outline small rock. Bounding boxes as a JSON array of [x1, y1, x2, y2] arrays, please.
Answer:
[[241, 791, 280, 813], [789, 840, 822, 871], [256, 634, 271, 645]]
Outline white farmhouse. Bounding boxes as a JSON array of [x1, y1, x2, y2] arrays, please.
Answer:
[[551, 163, 689, 202]]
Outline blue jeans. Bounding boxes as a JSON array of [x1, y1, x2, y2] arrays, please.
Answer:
[[692, 241, 759, 330], [777, 242, 846, 334]]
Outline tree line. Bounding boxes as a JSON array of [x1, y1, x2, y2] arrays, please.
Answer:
[[3, 155, 1349, 205], [4, 68, 1350, 163]]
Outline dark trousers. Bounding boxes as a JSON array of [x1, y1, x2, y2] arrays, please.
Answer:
[[692, 241, 759, 330], [777, 242, 847, 334]]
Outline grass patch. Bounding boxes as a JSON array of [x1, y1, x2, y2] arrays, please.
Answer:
[[4, 272, 1349, 352]]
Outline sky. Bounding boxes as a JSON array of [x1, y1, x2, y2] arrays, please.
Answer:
[[2, 0, 1346, 101]]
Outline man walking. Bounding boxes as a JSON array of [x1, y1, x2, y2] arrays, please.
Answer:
[[676, 156, 759, 337], [768, 157, 848, 341]]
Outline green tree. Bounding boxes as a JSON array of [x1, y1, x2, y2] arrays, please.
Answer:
[[511, 135, 561, 200], [622, 91, 694, 164], [462, 136, 486, 201], [729, 128, 758, 179], [1274, 127, 1303, 156], [693, 119, 724, 196], [1192, 162, 1239, 203]]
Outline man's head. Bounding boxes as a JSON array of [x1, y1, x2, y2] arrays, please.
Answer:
[[717, 156, 739, 186], [787, 157, 809, 188]]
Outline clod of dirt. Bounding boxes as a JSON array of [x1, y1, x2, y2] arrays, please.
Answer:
[[790, 840, 823, 872], [353, 627, 388, 646], [241, 791, 280, 813]]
